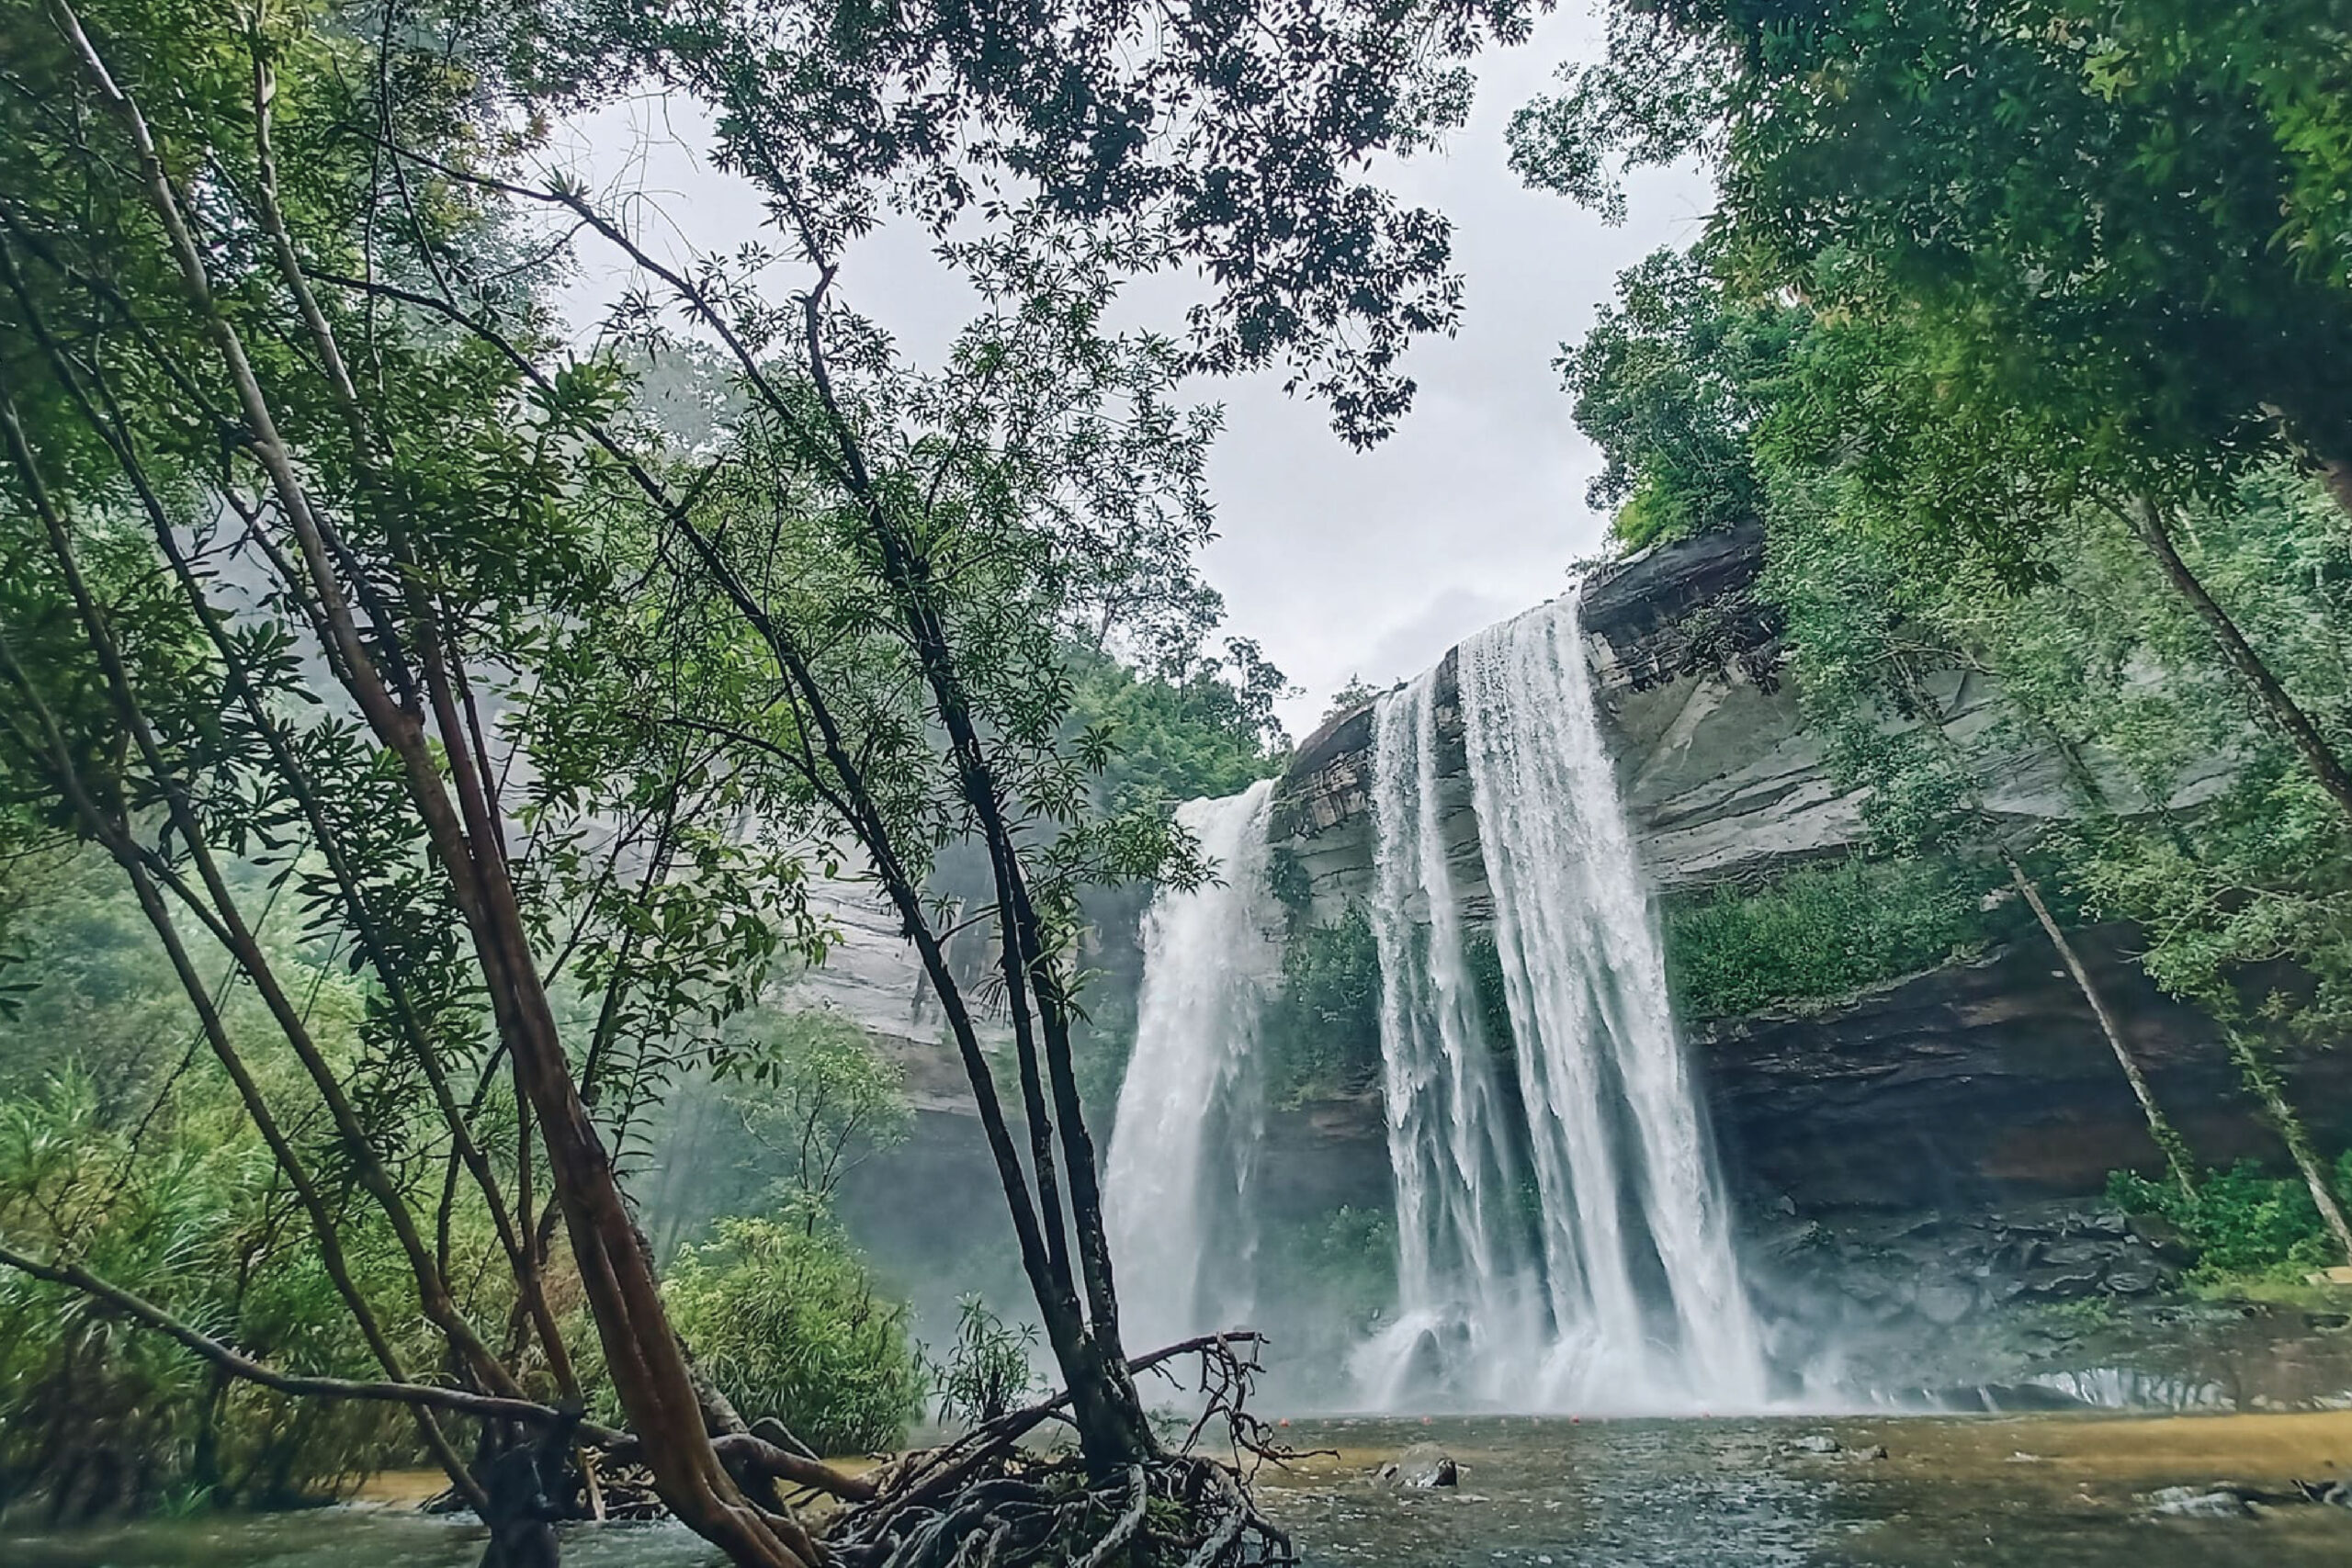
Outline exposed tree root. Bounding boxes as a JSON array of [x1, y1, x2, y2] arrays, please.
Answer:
[[820, 1330, 1299, 1568]]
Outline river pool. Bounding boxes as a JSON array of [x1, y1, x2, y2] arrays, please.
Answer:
[[9, 1411, 2350, 1568]]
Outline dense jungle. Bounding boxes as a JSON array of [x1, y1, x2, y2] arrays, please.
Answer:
[[5, 3, 2352, 1566]]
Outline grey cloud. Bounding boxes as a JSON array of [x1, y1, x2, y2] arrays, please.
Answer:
[[549, 14, 1716, 743]]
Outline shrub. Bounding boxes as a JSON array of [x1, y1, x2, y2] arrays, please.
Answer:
[[930, 1294, 1039, 1428], [1661, 854, 1989, 1021], [0, 1076, 415, 1518], [2107, 1155, 2352, 1283], [663, 1215, 925, 1455]]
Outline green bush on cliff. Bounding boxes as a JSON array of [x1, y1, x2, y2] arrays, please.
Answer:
[[1662, 854, 1990, 1021], [2107, 1155, 2352, 1284], [1261, 909, 1385, 1101]]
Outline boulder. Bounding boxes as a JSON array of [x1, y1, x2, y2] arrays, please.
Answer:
[[1381, 1444, 1459, 1489], [2143, 1485, 2252, 1518]]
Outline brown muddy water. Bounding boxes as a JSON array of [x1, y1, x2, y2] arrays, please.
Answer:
[[7, 1412, 2350, 1568]]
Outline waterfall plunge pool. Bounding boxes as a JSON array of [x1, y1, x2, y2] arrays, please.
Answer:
[[11, 1410, 2349, 1568]]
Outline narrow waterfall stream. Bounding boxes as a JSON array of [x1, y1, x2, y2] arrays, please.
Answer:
[[1103, 779, 1282, 1350], [1356, 591, 1770, 1412]]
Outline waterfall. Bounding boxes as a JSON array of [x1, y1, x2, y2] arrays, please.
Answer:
[[1359, 590, 1771, 1412], [1351, 664, 1547, 1407], [1103, 780, 1281, 1351]]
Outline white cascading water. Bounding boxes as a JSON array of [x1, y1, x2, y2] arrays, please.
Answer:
[[1103, 780, 1283, 1352], [1356, 590, 1771, 1412], [1351, 663, 1547, 1409]]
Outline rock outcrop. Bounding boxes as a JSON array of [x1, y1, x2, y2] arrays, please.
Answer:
[[1706, 925, 2352, 1214], [1272, 519, 2230, 901]]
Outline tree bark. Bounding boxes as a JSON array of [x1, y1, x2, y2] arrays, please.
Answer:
[[2126, 494, 2352, 825], [2002, 852, 2197, 1201]]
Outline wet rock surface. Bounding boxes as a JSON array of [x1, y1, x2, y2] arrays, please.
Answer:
[[1752, 1202, 2190, 1327], [2143, 1484, 2255, 1518], [1379, 1444, 1461, 1489]]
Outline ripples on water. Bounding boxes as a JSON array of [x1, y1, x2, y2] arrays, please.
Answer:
[[11, 1414, 2351, 1568], [1257, 1415, 2352, 1568]]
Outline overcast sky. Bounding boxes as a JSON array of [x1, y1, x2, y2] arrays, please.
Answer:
[[547, 7, 1713, 739]]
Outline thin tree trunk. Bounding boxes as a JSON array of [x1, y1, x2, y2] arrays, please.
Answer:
[[2223, 1033, 2352, 1264], [1884, 657, 2203, 1207], [50, 14, 811, 1556], [792, 282, 1155, 1475], [2126, 493, 2352, 824], [2002, 852, 2197, 1201]]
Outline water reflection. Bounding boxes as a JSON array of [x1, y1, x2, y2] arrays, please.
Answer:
[[4, 1511, 721, 1568]]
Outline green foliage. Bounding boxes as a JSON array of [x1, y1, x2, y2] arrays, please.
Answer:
[[2108, 1154, 2352, 1284], [1516, 2, 2352, 525], [1984, 479, 2352, 1043], [1062, 643, 1290, 815], [1462, 931, 1517, 1049], [0, 1077, 417, 1517], [1279, 1205, 1398, 1335], [1261, 909, 1385, 1102], [1663, 856, 1992, 1021], [662, 1217, 925, 1457], [1556, 248, 1802, 548], [716, 1010, 912, 1213], [929, 1294, 1040, 1430], [0, 849, 215, 1108], [1319, 675, 1384, 727], [1265, 846, 1314, 927]]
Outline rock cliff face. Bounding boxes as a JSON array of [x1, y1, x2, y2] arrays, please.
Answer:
[[1272, 518, 2178, 904]]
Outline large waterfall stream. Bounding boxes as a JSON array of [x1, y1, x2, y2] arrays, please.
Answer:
[[1355, 592, 1770, 1411], [1102, 779, 1283, 1351], [1110, 592, 1770, 1411]]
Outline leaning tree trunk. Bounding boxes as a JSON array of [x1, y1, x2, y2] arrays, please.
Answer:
[[2225, 1032, 2352, 1264], [1886, 656, 2202, 1205], [2002, 852, 2198, 1201], [2126, 494, 2352, 825]]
